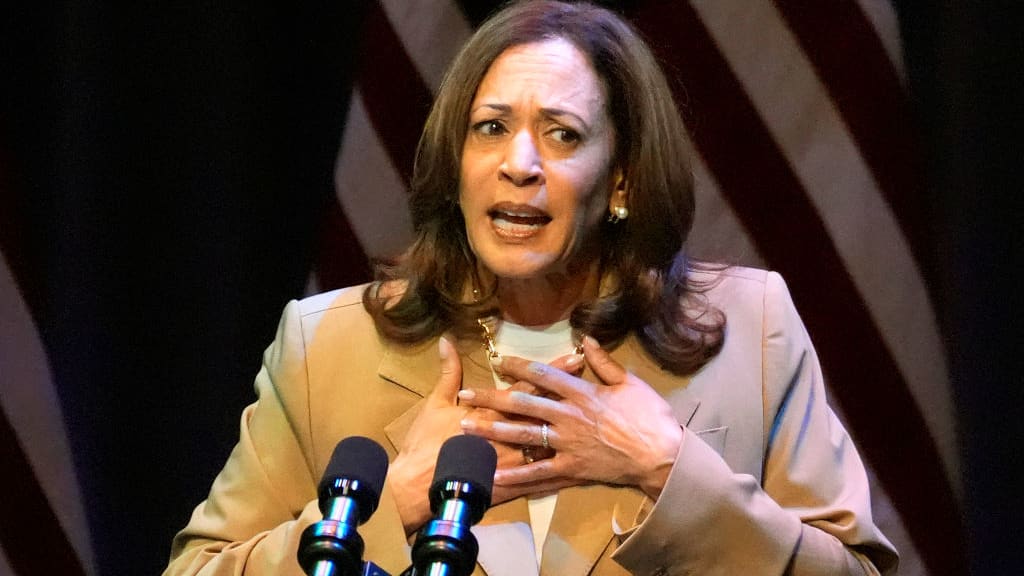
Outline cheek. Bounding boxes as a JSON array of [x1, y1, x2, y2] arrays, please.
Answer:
[[565, 171, 613, 226], [458, 157, 488, 210]]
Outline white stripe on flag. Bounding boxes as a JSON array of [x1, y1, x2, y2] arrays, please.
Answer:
[[0, 543, 14, 576], [0, 253, 95, 575], [379, 0, 472, 91], [334, 87, 416, 259], [853, 0, 907, 83]]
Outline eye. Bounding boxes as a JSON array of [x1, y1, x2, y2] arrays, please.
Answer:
[[550, 127, 581, 144], [472, 120, 507, 136]]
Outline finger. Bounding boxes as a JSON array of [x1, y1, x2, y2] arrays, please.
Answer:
[[549, 352, 585, 375], [462, 418, 553, 448], [493, 441, 528, 469], [582, 335, 628, 386], [498, 356, 590, 400], [430, 336, 463, 406], [491, 476, 581, 505], [468, 404, 540, 427], [498, 355, 581, 397], [505, 379, 541, 397], [494, 456, 563, 485], [457, 387, 563, 421]]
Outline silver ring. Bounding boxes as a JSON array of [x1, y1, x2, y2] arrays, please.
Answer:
[[541, 423, 550, 449]]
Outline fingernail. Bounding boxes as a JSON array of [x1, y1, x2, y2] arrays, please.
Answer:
[[584, 335, 599, 349], [439, 336, 450, 359], [459, 418, 473, 430], [457, 389, 475, 401], [564, 354, 583, 369], [489, 354, 503, 374]]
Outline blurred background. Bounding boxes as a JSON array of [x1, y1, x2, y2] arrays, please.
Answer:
[[1, 1, 1019, 575]]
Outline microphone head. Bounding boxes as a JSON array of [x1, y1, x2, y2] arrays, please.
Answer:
[[319, 436, 389, 524], [429, 435, 497, 523]]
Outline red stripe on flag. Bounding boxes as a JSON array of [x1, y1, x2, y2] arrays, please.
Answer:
[[356, 2, 435, 184], [313, 195, 373, 290], [772, 0, 939, 292], [633, 3, 965, 574], [0, 142, 44, 318]]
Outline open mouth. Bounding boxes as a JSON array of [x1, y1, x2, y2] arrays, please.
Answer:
[[488, 204, 552, 237]]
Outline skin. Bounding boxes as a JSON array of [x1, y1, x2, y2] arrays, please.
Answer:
[[458, 38, 622, 325], [387, 39, 681, 536]]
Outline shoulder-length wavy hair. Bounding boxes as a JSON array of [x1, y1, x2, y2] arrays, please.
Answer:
[[364, 0, 724, 375]]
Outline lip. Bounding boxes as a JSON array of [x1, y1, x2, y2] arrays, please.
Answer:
[[487, 202, 551, 240]]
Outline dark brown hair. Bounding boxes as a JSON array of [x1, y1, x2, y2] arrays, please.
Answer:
[[364, 0, 724, 374]]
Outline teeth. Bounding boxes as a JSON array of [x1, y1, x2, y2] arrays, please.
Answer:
[[493, 217, 542, 233], [489, 209, 550, 221], [489, 209, 549, 236]]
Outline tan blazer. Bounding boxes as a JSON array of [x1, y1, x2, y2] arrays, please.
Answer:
[[165, 267, 898, 576]]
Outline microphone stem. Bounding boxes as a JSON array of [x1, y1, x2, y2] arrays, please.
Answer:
[[438, 498, 470, 523], [326, 495, 359, 524], [423, 563, 454, 576], [311, 559, 341, 576]]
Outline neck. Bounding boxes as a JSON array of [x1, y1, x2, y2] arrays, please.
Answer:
[[495, 261, 601, 326]]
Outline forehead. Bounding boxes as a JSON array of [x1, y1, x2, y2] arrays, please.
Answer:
[[472, 38, 608, 110]]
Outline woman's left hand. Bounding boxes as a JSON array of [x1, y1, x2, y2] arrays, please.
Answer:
[[458, 336, 683, 500]]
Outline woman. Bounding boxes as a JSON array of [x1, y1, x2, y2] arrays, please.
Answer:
[[166, 2, 898, 575]]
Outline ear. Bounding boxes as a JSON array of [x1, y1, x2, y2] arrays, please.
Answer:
[[608, 167, 628, 212]]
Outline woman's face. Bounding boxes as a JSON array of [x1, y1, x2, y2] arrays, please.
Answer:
[[459, 38, 618, 281]]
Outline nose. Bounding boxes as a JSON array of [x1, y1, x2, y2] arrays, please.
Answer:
[[499, 130, 544, 186]]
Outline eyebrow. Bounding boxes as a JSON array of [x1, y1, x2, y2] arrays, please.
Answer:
[[472, 103, 591, 131]]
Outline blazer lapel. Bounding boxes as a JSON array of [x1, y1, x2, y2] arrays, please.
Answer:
[[380, 337, 495, 452]]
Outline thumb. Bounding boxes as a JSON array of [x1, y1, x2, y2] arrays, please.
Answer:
[[430, 336, 463, 405], [583, 335, 627, 386]]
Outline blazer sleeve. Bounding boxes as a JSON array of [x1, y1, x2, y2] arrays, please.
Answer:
[[611, 271, 899, 576]]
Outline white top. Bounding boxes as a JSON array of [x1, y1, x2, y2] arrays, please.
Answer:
[[490, 318, 575, 567]]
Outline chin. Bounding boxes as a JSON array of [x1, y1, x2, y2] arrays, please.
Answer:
[[479, 253, 559, 281]]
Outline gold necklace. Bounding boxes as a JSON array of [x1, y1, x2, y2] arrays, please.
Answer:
[[476, 315, 584, 365]]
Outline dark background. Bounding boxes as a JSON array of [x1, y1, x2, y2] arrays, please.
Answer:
[[1, 2, 1020, 574]]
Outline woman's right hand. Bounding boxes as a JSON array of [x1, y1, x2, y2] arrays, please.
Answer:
[[386, 336, 468, 536]]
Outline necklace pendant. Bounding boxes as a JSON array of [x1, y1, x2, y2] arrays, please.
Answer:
[[477, 316, 502, 362]]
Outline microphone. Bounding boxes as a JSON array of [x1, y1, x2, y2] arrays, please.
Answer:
[[298, 436, 389, 576], [405, 435, 497, 576]]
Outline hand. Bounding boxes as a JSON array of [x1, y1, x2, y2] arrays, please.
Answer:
[[464, 352, 586, 504], [386, 336, 468, 535], [458, 336, 682, 500]]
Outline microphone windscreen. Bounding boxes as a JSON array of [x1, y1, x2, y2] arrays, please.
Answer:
[[431, 435, 497, 497], [320, 436, 389, 521]]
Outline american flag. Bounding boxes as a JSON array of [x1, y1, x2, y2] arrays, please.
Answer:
[[0, 1, 967, 574]]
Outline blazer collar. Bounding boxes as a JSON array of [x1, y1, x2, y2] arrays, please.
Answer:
[[378, 334, 699, 576]]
